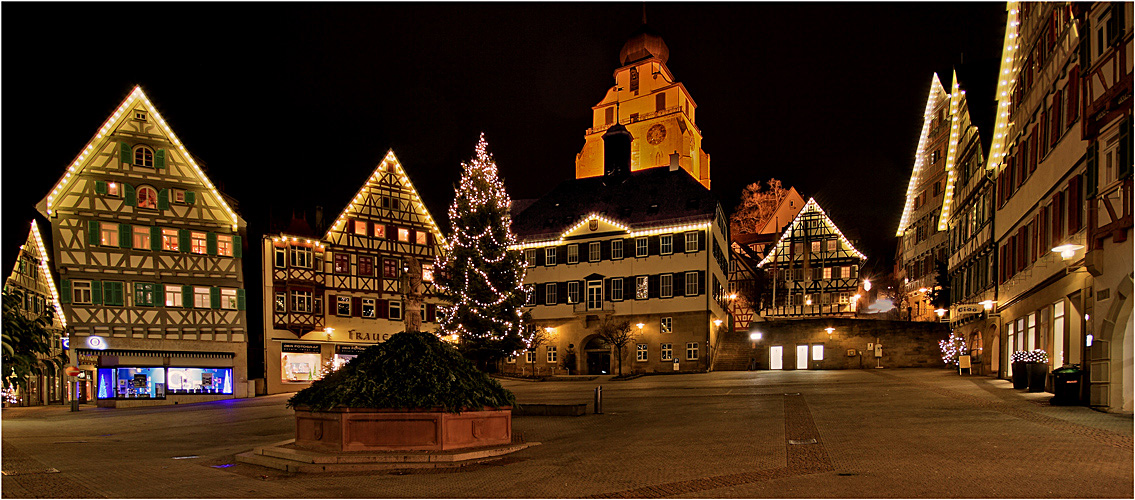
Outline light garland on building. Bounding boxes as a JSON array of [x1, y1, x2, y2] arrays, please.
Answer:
[[937, 71, 964, 231], [987, 2, 1021, 174], [27, 221, 67, 328], [45, 86, 241, 232], [757, 197, 866, 268], [896, 74, 945, 237], [509, 214, 711, 250]]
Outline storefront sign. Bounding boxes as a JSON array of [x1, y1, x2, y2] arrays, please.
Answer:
[[282, 343, 321, 354], [347, 330, 394, 342], [336, 345, 369, 356], [62, 337, 70, 350], [87, 336, 108, 350], [954, 304, 984, 315]]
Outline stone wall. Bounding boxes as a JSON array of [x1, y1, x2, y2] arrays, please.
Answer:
[[742, 318, 951, 370]]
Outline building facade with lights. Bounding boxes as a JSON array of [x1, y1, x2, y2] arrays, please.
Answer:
[[510, 142, 730, 375], [1076, 2, 1132, 412], [756, 198, 867, 318], [3, 221, 67, 406], [261, 152, 447, 395], [35, 87, 251, 407], [575, 24, 711, 190], [895, 74, 953, 322], [941, 68, 997, 375]]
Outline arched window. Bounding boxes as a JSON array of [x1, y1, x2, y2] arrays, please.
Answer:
[[134, 146, 154, 168], [137, 186, 158, 210]]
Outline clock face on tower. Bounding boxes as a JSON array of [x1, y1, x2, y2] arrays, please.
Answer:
[[647, 124, 667, 145]]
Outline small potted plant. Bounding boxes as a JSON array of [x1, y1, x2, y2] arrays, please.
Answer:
[[1010, 351, 1029, 389], [1024, 349, 1049, 393]]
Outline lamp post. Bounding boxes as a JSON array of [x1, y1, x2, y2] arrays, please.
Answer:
[[749, 331, 762, 370]]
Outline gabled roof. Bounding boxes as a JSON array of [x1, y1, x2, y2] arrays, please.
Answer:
[[6, 221, 67, 328], [985, 2, 1023, 175], [937, 69, 970, 231], [323, 150, 446, 246], [757, 197, 866, 268], [756, 186, 806, 234], [512, 167, 719, 241], [895, 73, 947, 237], [38, 86, 243, 230]]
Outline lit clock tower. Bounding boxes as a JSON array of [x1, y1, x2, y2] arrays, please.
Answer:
[[575, 24, 711, 189]]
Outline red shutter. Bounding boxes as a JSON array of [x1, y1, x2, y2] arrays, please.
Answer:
[[387, 225, 397, 240], [378, 299, 389, 319], [1000, 245, 1008, 283], [1068, 176, 1082, 231], [1067, 66, 1079, 125], [1052, 191, 1065, 243], [1050, 90, 1063, 145], [426, 303, 436, 323], [1040, 111, 1048, 152], [408, 229, 416, 244], [329, 294, 337, 314], [352, 297, 362, 317], [1028, 132, 1038, 174], [1017, 227, 1028, 272], [1031, 218, 1040, 263]]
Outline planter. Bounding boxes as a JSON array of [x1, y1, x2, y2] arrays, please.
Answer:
[[1026, 362, 1049, 393], [1011, 361, 1028, 389], [294, 406, 511, 452]]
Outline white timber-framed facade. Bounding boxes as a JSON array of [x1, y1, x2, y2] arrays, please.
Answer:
[[35, 87, 250, 407]]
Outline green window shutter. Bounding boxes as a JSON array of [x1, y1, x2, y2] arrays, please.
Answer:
[[120, 142, 131, 164], [91, 280, 102, 305], [237, 289, 246, 311], [95, 181, 107, 195], [184, 191, 196, 205], [182, 285, 193, 308], [1086, 142, 1098, 198], [233, 235, 242, 258], [104, 282, 119, 306], [88, 220, 100, 246], [209, 286, 220, 309], [206, 232, 217, 255], [1118, 118, 1132, 179], [60, 279, 71, 304], [179, 229, 190, 253], [158, 189, 169, 210], [156, 283, 165, 307], [119, 223, 131, 249], [155, 149, 166, 169], [124, 184, 136, 206], [150, 226, 161, 251]]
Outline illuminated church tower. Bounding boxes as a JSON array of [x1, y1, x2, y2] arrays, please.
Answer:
[[575, 24, 711, 189]]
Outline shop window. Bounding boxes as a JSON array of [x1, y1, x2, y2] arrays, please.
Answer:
[[389, 300, 402, 320], [281, 351, 322, 383], [337, 296, 351, 316], [812, 344, 824, 361], [190, 232, 208, 254], [660, 234, 673, 255], [165, 285, 183, 307], [362, 298, 376, 318], [167, 367, 233, 395], [636, 344, 648, 361], [97, 367, 167, 399], [686, 342, 699, 360], [660, 343, 673, 361], [612, 239, 624, 260], [660, 316, 672, 334]]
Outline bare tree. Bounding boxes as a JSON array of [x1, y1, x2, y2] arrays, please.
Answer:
[[730, 178, 789, 236], [597, 318, 637, 377], [520, 327, 549, 376]]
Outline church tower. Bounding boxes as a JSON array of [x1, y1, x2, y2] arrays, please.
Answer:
[[575, 24, 711, 189]]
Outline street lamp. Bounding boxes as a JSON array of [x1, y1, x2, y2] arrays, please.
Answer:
[[980, 300, 995, 311], [825, 326, 835, 339], [863, 278, 872, 292], [935, 308, 947, 320], [713, 319, 723, 327], [1052, 244, 1084, 260], [636, 322, 645, 331]]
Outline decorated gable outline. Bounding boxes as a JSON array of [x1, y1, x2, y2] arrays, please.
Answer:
[[6, 220, 67, 328], [324, 150, 446, 246], [512, 212, 712, 250], [895, 73, 946, 237], [758, 197, 866, 268], [937, 70, 966, 231], [39, 86, 243, 230]]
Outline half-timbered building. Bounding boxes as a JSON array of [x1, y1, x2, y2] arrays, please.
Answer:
[[3, 221, 67, 406], [262, 151, 446, 395], [757, 198, 867, 318], [35, 87, 250, 407]]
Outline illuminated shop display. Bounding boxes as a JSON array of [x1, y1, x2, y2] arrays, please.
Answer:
[[167, 368, 234, 394], [282, 343, 324, 383], [95, 367, 234, 398]]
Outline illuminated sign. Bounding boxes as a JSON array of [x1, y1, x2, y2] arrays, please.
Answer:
[[87, 336, 107, 350]]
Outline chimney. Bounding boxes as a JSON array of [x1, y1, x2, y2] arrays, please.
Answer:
[[602, 123, 633, 179], [669, 152, 680, 172]]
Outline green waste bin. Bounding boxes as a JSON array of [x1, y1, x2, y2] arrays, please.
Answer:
[[1050, 365, 1083, 406]]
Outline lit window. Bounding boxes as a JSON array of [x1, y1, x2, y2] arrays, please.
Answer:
[[221, 288, 237, 310], [823, 267, 832, 279], [173, 189, 186, 204], [589, 242, 600, 262], [685, 272, 698, 296], [291, 245, 312, 268], [217, 234, 233, 257], [636, 237, 648, 257], [547, 346, 557, 363], [811, 241, 821, 253], [422, 264, 434, 282], [389, 300, 402, 320], [398, 228, 410, 242], [73, 281, 92, 304], [660, 234, 673, 255], [567, 244, 579, 264], [660, 274, 673, 298], [660, 343, 673, 361], [193, 287, 210, 309], [660, 317, 672, 334], [292, 291, 312, 313], [337, 296, 351, 316], [165, 285, 183, 307], [636, 276, 648, 300], [134, 146, 154, 168], [636, 344, 648, 361], [611, 240, 624, 260], [526, 351, 535, 363], [525, 249, 536, 267], [416, 231, 428, 245], [190, 232, 207, 254], [812, 344, 824, 361], [133, 226, 150, 250], [567, 281, 580, 303], [353, 220, 368, 236], [107, 182, 121, 197], [546, 247, 557, 266], [684, 232, 698, 253], [134, 282, 157, 307], [362, 298, 376, 318], [100, 222, 119, 247], [827, 240, 837, 251], [686, 342, 699, 360], [545, 283, 558, 305], [611, 278, 624, 301], [334, 253, 350, 274], [274, 292, 287, 312]]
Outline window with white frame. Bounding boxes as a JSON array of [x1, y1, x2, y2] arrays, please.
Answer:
[[137, 186, 158, 209], [292, 290, 312, 313], [362, 298, 376, 318], [162, 228, 179, 251], [221, 288, 238, 310], [275, 292, 287, 312], [337, 296, 351, 316], [526, 351, 535, 363], [684, 231, 698, 252], [190, 232, 207, 254], [660, 274, 673, 298], [172, 189, 186, 204], [612, 239, 624, 260], [100, 222, 119, 247], [291, 245, 312, 268], [389, 300, 402, 320], [133, 146, 154, 167], [685, 272, 698, 296], [611, 278, 624, 301], [660, 317, 672, 334], [525, 249, 536, 267], [547, 346, 557, 363], [546, 247, 557, 266], [274, 246, 286, 268], [193, 287, 210, 309], [567, 281, 580, 303], [217, 234, 233, 257], [545, 283, 558, 305], [73, 281, 93, 304], [133, 226, 150, 250], [589, 242, 600, 262], [635, 237, 648, 257], [660, 234, 673, 255], [660, 343, 673, 361], [686, 342, 699, 360], [420, 304, 427, 322], [165, 285, 182, 307], [636, 344, 648, 361], [635, 276, 648, 300], [812, 344, 824, 361], [524, 285, 535, 305], [106, 182, 121, 197], [567, 244, 579, 264]]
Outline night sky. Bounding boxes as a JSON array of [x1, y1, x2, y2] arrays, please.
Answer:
[[3, 2, 1007, 279]]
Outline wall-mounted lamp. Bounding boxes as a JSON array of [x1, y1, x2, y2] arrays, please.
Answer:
[[636, 322, 645, 330], [713, 319, 723, 327], [825, 326, 835, 339], [863, 278, 872, 292], [980, 300, 995, 311], [544, 327, 555, 334], [1052, 244, 1084, 260], [750, 332, 763, 341], [935, 308, 947, 320]]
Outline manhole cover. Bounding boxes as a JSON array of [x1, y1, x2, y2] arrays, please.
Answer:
[[788, 439, 817, 445]]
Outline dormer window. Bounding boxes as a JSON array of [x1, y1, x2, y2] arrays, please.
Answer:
[[134, 146, 154, 168]]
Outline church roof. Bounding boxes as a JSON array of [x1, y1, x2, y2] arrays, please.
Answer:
[[619, 24, 669, 66]]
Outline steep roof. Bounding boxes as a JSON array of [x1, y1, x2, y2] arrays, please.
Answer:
[[895, 73, 947, 237], [5, 220, 67, 328], [758, 197, 867, 268], [512, 167, 720, 241]]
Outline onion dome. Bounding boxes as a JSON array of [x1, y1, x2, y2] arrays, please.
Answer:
[[619, 24, 669, 66]]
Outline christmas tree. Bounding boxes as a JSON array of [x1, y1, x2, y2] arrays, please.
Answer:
[[437, 134, 527, 369]]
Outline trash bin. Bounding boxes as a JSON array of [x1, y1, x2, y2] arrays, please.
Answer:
[[1050, 365, 1083, 406]]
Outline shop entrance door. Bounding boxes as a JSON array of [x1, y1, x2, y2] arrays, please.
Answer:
[[796, 345, 809, 369], [586, 351, 611, 375], [770, 346, 783, 370]]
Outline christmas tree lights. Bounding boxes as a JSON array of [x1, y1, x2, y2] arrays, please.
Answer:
[[939, 331, 967, 365], [437, 134, 527, 367]]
